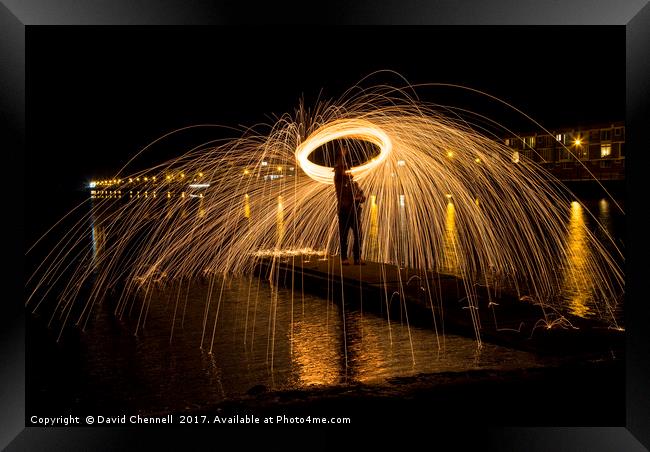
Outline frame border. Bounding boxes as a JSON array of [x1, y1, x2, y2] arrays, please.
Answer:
[[3, 1, 648, 450]]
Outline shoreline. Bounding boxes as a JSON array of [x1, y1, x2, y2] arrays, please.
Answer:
[[178, 356, 624, 427]]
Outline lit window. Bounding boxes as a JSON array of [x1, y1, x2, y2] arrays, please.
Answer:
[[505, 138, 510, 145], [600, 144, 611, 158]]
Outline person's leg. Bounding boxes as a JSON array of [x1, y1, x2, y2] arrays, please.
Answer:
[[352, 207, 363, 263], [338, 210, 350, 263]]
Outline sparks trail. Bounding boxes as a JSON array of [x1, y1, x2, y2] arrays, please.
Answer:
[[26, 80, 624, 348]]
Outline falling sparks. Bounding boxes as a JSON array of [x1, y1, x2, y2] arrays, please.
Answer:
[[26, 82, 624, 347]]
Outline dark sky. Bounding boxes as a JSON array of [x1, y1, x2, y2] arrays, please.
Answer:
[[27, 26, 624, 217]]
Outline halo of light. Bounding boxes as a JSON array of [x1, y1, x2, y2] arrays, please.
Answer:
[[295, 118, 392, 184]]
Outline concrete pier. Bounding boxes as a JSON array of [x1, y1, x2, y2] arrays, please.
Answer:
[[256, 256, 623, 357]]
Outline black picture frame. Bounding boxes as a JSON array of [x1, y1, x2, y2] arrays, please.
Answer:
[[3, 1, 648, 450]]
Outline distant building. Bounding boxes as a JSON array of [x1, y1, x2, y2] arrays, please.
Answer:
[[504, 122, 624, 181]]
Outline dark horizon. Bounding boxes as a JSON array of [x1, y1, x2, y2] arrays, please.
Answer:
[[26, 26, 625, 227]]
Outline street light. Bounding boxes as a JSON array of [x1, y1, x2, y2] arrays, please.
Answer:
[[573, 136, 584, 160]]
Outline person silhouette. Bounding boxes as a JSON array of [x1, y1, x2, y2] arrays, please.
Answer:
[[333, 145, 366, 265]]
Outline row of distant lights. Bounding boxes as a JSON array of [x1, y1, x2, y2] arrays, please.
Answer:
[[89, 172, 205, 188], [245, 163, 296, 175], [91, 190, 203, 199]]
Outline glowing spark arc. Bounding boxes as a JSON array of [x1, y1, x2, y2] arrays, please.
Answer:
[[295, 118, 392, 184]]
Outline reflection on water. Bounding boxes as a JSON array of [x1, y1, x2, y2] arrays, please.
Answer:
[[442, 201, 460, 274], [558, 198, 624, 318], [596, 197, 616, 241], [276, 195, 284, 242], [243, 194, 250, 219], [598, 198, 611, 231], [290, 301, 341, 386], [367, 195, 380, 259], [562, 202, 593, 317], [64, 276, 547, 414], [90, 215, 105, 265], [399, 194, 407, 266], [198, 197, 206, 218]]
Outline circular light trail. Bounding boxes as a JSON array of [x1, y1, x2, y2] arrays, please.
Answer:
[[295, 118, 392, 184], [27, 83, 625, 349]]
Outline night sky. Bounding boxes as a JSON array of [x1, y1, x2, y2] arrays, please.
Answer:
[[26, 26, 624, 236]]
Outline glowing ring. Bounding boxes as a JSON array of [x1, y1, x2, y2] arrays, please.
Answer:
[[295, 119, 392, 184]]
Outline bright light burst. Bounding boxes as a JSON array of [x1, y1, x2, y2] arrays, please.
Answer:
[[295, 118, 393, 184], [26, 81, 624, 346]]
